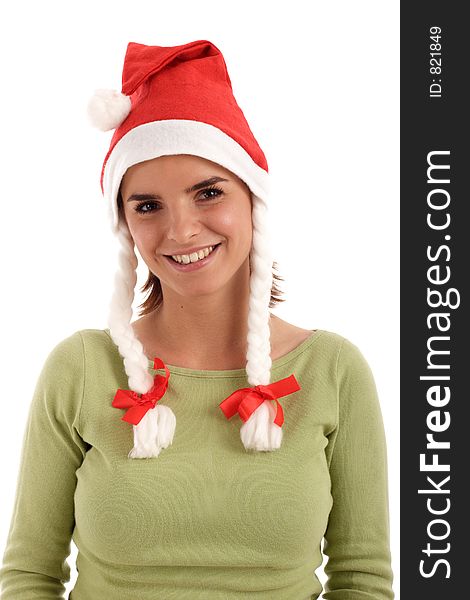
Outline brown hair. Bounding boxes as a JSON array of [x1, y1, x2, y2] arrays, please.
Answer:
[[117, 190, 286, 317]]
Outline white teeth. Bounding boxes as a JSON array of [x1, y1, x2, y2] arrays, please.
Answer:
[[171, 245, 215, 264]]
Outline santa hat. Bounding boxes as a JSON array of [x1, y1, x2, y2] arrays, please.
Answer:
[[87, 40, 301, 459]]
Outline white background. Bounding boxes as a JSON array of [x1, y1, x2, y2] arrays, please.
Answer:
[[0, 0, 399, 596]]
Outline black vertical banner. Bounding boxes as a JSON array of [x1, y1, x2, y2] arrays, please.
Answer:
[[401, 3, 468, 598]]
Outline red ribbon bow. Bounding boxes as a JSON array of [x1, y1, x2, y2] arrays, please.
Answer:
[[219, 374, 301, 427], [112, 358, 170, 425]]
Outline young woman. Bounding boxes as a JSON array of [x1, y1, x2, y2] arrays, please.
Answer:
[[0, 40, 394, 599]]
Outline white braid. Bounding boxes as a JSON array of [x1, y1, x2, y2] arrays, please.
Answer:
[[240, 195, 282, 452], [107, 220, 176, 459]]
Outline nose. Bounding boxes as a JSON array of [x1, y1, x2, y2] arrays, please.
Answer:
[[165, 203, 201, 244]]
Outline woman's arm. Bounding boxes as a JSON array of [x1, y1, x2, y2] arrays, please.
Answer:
[[323, 338, 394, 599], [0, 332, 88, 599]]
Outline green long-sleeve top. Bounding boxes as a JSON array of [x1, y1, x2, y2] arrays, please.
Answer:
[[0, 328, 394, 599]]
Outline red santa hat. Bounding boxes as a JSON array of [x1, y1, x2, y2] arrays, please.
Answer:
[[87, 40, 301, 459]]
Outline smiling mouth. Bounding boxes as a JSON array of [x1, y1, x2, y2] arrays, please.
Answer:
[[163, 242, 222, 270], [164, 243, 221, 262]]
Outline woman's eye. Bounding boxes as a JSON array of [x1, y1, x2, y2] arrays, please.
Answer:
[[199, 186, 224, 200], [134, 201, 159, 214]]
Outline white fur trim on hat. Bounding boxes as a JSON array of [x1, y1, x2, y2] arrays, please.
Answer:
[[102, 119, 270, 231]]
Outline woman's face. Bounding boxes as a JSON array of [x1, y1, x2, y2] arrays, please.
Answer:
[[120, 154, 253, 300]]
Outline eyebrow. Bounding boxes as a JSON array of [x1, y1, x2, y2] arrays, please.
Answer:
[[126, 176, 229, 202]]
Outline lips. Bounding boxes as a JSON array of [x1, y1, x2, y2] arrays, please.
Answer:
[[165, 243, 221, 258], [164, 243, 222, 271]]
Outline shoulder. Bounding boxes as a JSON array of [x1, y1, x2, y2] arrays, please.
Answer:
[[73, 328, 122, 369], [40, 330, 84, 373], [334, 335, 374, 379], [282, 319, 374, 385], [327, 334, 379, 407], [48, 328, 111, 353], [310, 329, 375, 385], [41, 329, 117, 374], [31, 331, 87, 415]]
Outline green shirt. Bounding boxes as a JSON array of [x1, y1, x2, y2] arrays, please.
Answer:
[[0, 328, 394, 599]]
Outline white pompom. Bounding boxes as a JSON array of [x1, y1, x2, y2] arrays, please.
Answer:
[[87, 89, 132, 132]]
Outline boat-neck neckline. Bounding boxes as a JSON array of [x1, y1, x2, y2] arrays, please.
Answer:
[[103, 328, 324, 379]]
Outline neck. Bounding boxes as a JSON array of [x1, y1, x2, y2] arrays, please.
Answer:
[[142, 259, 271, 367]]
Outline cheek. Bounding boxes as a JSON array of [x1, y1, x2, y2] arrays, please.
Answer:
[[125, 220, 159, 255], [213, 204, 252, 241]]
